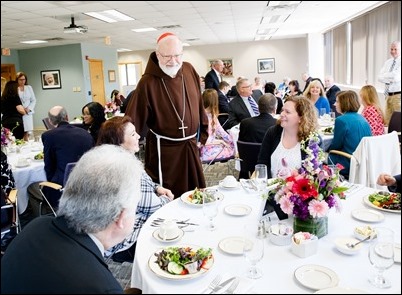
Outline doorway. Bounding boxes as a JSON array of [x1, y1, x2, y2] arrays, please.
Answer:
[[1, 64, 16, 81], [88, 59, 106, 106]]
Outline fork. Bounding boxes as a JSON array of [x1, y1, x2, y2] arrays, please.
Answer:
[[222, 278, 240, 294], [202, 274, 222, 293]]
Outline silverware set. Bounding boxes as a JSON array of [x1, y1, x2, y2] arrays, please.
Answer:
[[203, 275, 240, 294], [150, 218, 199, 228]]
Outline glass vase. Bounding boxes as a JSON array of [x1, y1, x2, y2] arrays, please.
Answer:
[[293, 216, 328, 239]]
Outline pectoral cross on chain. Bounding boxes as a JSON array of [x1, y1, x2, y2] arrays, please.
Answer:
[[179, 122, 188, 137]]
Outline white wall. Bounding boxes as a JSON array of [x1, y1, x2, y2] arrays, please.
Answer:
[[118, 38, 310, 88]]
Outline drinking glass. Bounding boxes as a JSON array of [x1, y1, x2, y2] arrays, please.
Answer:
[[319, 108, 326, 117], [254, 164, 267, 192], [330, 111, 336, 121], [202, 188, 220, 231], [243, 223, 265, 279], [27, 131, 35, 144], [368, 227, 394, 288]]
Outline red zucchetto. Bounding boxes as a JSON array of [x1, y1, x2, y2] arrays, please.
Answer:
[[157, 32, 176, 43]]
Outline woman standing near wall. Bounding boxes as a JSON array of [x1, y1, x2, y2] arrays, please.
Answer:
[[15, 72, 36, 141]]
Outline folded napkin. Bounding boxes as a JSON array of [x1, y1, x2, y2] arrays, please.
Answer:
[[213, 273, 255, 294]]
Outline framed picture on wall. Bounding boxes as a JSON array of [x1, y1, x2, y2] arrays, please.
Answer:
[[41, 70, 61, 89], [257, 58, 275, 74], [207, 58, 233, 77]]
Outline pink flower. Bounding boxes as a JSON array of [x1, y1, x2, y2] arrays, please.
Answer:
[[279, 195, 294, 215], [308, 199, 329, 218]]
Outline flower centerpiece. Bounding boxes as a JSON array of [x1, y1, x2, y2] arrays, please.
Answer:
[[269, 132, 348, 238], [104, 102, 118, 119], [1, 123, 17, 149]]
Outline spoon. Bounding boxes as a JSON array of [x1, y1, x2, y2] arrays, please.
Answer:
[[346, 235, 372, 248]]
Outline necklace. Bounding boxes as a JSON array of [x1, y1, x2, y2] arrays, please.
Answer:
[[161, 77, 187, 137]]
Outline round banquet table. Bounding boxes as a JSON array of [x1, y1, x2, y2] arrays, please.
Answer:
[[131, 183, 401, 294], [6, 145, 46, 214]]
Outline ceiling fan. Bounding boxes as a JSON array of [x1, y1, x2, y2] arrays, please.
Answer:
[[64, 16, 88, 34]]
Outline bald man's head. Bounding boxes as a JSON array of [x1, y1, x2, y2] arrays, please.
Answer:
[[48, 106, 68, 126]]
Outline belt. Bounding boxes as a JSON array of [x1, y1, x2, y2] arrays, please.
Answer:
[[387, 91, 401, 96], [150, 129, 197, 186]]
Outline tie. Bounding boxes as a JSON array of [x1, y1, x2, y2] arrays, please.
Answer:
[[384, 59, 396, 96], [248, 97, 259, 115]]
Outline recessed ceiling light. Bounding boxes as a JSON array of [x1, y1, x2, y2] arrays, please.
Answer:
[[131, 28, 157, 33], [20, 40, 48, 44], [117, 48, 132, 52], [182, 43, 190, 47], [85, 10, 134, 23]]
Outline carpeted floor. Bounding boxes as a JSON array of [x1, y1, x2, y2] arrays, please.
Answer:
[[108, 160, 239, 290]]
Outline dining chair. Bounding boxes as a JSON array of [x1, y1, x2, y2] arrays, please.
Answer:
[[42, 117, 55, 130], [328, 131, 401, 190], [236, 140, 262, 180], [217, 113, 229, 129], [388, 111, 401, 145], [201, 142, 236, 174], [1, 189, 19, 238]]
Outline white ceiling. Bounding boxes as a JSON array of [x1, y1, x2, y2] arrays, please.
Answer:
[[1, 1, 387, 51]]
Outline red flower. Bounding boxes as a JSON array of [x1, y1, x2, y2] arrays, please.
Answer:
[[291, 178, 318, 201]]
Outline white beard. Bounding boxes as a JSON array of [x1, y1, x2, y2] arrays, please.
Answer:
[[159, 61, 182, 78]]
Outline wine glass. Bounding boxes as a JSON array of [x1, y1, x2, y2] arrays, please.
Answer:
[[27, 131, 35, 144], [368, 227, 394, 288], [243, 223, 265, 279], [202, 189, 220, 231], [254, 164, 267, 192]]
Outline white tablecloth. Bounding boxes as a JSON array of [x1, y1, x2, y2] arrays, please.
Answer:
[[131, 184, 401, 294], [7, 147, 46, 214]]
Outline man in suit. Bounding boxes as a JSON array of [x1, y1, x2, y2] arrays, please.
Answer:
[[226, 78, 260, 129], [31, 106, 94, 208], [217, 81, 231, 127], [205, 59, 224, 91], [239, 93, 278, 143], [302, 72, 312, 93], [1, 145, 144, 293], [324, 75, 341, 114]]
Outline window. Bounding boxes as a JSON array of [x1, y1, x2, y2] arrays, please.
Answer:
[[118, 62, 142, 96]]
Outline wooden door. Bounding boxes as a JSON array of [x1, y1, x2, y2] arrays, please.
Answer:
[[1, 64, 16, 81], [88, 59, 106, 106]]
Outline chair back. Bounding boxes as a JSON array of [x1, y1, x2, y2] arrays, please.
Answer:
[[349, 131, 401, 190], [1, 188, 19, 238], [236, 140, 262, 179], [218, 113, 229, 129], [42, 117, 55, 130], [388, 111, 401, 143], [63, 162, 77, 186]]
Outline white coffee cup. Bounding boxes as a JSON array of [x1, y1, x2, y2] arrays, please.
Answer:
[[159, 220, 179, 240], [222, 175, 237, 187]]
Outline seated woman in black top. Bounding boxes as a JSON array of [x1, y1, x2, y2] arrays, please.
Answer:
[[81, 102, 106, 143]]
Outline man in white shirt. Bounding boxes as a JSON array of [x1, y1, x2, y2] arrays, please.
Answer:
[[205, 60, 224, 91], [378, 40, 401, 125]]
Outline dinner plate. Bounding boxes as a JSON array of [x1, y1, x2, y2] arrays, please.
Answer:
[[152, 228, 184, 243], [148, 245, 214, 280], [180, 190, 224, 207], [362, 195, 401, 214], [294, 265, 339, 290], [351, 209, 384, 223], [14, 162, 30, 168], [218, 236, 252, 255], [314, 287, 369, 294], [224, 204, 252, 216], [395, 243, 401, 263]]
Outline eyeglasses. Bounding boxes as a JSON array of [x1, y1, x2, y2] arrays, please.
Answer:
[[241, 85, 252, 88], [158, 51, 183, 61]]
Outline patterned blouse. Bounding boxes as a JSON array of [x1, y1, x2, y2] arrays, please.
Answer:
[[362, 105, 384, 136]]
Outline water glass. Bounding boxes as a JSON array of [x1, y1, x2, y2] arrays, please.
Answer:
[[330, 111, 336, 121], [368, 227, 394, 288], [243, 223, 265, 279], [319, 108, 326, 117], [254, 164, 267, 192], [202, 188, 220, 231]]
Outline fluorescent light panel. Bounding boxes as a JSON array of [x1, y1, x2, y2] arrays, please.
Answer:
[[117, 48, 132, 52], [85, 10, 134, 23], [131, 27, 157, 33], [20, 40, 48, 44]]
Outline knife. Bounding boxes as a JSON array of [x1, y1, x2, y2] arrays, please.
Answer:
[[208, 277, 236, 294]]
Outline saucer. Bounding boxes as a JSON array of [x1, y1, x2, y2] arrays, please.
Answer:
[[219, 180, 239, 189], [152, 228, 184, 243]]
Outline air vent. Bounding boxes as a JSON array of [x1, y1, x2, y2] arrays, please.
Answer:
[[156, 25, 182, 29], [45, 37, 65, 41], [185, 38, 200, 42]]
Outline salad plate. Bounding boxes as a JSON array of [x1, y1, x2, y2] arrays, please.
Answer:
[[148, 245, 213, 280], [363, 192, 401, 214], [15, 162, 30, 168], [224, 204, 252, 216], [152, 228, 184, 243], [351, 209, 384, 223], [314, 287, 368, 294], [294, 264, 339, 290], [180, 189, 224, 207], [218, 237, 251, 255]]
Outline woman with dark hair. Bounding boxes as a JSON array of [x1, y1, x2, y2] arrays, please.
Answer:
[[110, 89, 125, 108], [1, 80, 26, 139], [97, 116, 173, 263], [81, 102, 106, 143], [264, 81, 283, 114], [283, 80, 302, 101], [328, 90, 372, 178]]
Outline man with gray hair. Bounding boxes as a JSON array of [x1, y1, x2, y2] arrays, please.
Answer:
[[2, 145, 144, 293], [28, 106, 94, 211], [205, 59, 224, 91]]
